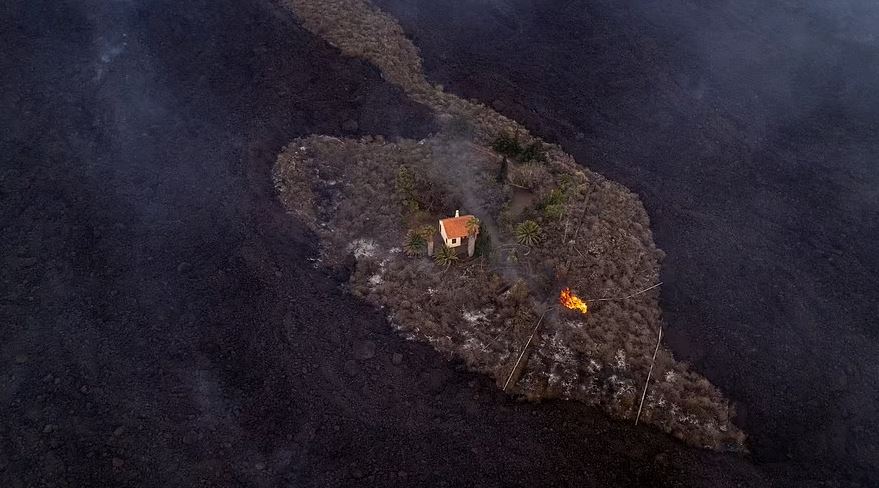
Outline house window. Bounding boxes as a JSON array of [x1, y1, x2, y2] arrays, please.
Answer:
[[451, 238, 457, 245]]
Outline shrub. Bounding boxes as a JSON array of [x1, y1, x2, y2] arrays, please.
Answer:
[[396, 166, 420, 213], [404, 229, 426, 256], [508, 163, 550, 190], [539, 187, 569, 220], [492, 134, 545, 164], [434, 245, 459, 268], [542, 203, 565, 221], [541, 187, 569, 207], [491, 133, 523, 159], [520, 141, 546, 163], [515, 220, 542, 246], [418, 225, 437, 239]]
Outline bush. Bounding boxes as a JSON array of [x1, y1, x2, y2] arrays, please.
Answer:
[[491, 133, 523, 159], [396, 166, 420, 213], [520, 141, 546, 163], [542, 203, 565, 221], [492, 134, 546, 164], [539, 186, 570, 221], [541, 187, 569, 207], [508, 163, 550, 190], [404, 229, 426, 256], [515, 220, 542, 246], [418, 224, 436, 239], [434, 245, 459, 268]]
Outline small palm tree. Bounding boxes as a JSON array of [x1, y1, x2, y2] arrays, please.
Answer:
[[515, 220, 541, 246], [404, 229, 426, 257], [465, 217, 480, 257], [434, 245, 459, 268], [419, 225, 437, 256], [465, 217, 481, 237]]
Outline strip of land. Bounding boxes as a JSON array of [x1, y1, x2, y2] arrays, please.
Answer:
[[274, 0, 743, 450]]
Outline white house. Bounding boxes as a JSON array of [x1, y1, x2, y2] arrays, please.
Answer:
[[438, 210, 479, 256]]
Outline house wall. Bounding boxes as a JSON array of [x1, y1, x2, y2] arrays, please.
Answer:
[[439, 221, 462, 248]]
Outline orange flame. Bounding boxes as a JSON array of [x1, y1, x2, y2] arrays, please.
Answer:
[[560, 288, 588, 314]]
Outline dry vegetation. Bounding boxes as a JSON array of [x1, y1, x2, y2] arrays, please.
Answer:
[[274, 0, 745, 450]]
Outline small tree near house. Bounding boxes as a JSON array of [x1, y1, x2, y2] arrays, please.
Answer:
[[465, 217, 480, 257], [404, 229, 426, 257], [419, 225, 437, 256]]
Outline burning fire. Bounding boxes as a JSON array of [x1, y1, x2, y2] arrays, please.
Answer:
[[560, 288, 588, 314]]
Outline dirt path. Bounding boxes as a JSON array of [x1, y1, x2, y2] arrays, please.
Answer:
[[373, 0, 879, 484], [0, 0, 799, 486]]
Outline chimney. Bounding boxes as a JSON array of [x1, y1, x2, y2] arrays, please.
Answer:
[[455, 210, 460, 217]]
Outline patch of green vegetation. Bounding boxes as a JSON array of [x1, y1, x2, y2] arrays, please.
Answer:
[[542, 204, 565, 221], [538, 185, 572, 221], [508, 163, 550, 190], [515, 220, 542, 246], [395, 166, 420, 213], [403, 229, 426, 256], [434, 245, 459, 268], [520, 141, 546, 163], [492, 132, 547, 165], [491, 133, 523, 159], [542, 187, 568, 207], [466, 217, 481, 237]]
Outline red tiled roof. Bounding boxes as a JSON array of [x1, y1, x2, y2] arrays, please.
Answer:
[[440, 215, 476, 239]]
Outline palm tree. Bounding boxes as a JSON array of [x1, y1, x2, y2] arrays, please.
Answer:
[[515, 220, 541, 247], [434, 245, 459, 268], [404, 229, 426, 257], [465, 217, 480, 257], [419, 225, 437, 256]]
